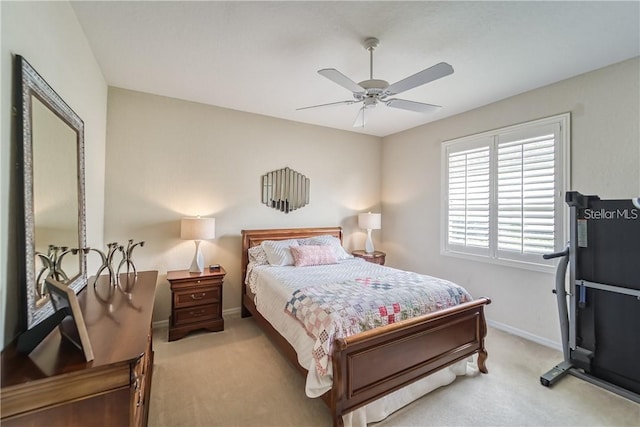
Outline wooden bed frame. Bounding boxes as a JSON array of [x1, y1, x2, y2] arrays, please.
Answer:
[[241, 227, 491, 427]]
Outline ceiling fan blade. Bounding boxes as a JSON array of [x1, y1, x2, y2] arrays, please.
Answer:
[[318, 68, 365, 94], [296, 100, 358, 111], [353, 106, 367, 128], [384, 62, 454, 96], [386, 99, 441, 113]]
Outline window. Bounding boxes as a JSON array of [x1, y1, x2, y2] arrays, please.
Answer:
[[441, 113, 570, 271]]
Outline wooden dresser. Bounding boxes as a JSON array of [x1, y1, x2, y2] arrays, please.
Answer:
[[1, 270, 158, 427]]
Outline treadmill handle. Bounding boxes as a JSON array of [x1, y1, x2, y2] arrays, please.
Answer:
[[543, 248, 569, 260]]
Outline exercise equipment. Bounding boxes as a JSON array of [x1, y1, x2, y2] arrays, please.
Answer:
[[540, 191, 640, 403]]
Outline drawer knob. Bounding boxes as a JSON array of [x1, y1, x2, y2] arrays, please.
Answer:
[[190, 292, 206, 300], [196, 280, 201, 284], [189, 309, 206, 317]]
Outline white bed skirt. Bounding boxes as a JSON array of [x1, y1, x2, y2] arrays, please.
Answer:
[[342, 358, 477, 427]]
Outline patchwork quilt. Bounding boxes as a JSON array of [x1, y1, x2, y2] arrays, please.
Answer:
[[284, 271, 472, 376]]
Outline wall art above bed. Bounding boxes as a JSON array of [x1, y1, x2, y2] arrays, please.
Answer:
[[261, 167, 309, 213]]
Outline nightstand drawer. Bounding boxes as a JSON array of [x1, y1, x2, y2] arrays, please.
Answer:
[[174, 286, 220, 309], [173, 304, 219, 326], [170, 276, 222, 289]]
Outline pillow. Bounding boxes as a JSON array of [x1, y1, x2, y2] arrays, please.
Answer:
[[247, 245, 268, 266], [261, 239, 300, 266], [290, 245, 338, 267], [299, 235, 352, 260]]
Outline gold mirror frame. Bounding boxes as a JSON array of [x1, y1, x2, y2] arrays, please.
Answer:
[[16, 55, 88, 329]]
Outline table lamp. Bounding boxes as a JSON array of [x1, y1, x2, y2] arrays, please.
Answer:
[[181, 217, 216, 273], [358, 212, 381, 254]]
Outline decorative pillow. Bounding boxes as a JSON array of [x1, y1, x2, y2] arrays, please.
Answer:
[[290, 245, 338, 267], [248, 245, 269, 266], [299, 235, 352, 260], [261, 239, 300, 266]]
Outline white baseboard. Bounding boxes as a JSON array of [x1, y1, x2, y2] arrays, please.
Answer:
[[152, 307, 242, 331], [152, 319, 168, 330], [487, 319, 562, 351], [223, 307, 241, 318]]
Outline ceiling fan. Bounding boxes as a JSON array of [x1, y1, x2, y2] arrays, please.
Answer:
[[298, 37, 454, 128]]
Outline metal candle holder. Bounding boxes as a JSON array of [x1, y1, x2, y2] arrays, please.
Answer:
[[35, 245, 78, 299], [117, 239, 145, 277], [91, 240, 145, 288]]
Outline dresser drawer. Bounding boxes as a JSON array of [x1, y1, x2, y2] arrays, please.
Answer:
[[132, 356, 146, 427], [173, 304, 219, 326], [174, 285, 220, 309]]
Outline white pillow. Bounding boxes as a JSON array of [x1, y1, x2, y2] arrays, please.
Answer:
[[261, 239, 300, 266], [298, 235, 352, 260]]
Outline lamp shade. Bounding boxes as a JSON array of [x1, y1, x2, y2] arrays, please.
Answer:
[[181, 217, 216, 241], [358, 212, 381, 230]]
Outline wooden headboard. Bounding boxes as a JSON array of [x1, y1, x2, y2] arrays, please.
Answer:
[[240, 226, 343, 298]]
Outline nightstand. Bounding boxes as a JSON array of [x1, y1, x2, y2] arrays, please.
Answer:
[[167, 267, 226, 341], [352, 250, 386, 265]]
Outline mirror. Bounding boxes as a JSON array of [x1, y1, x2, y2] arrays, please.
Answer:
[[261, 167, 310, 213], [17, 55, 87, 329]]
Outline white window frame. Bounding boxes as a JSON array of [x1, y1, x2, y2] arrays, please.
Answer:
[[440, 113, 570, 272]]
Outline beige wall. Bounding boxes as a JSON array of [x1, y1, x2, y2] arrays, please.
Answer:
[[104, 88, 382, 323], [0, 1, 107, 347], [381, 57, 640, 348]]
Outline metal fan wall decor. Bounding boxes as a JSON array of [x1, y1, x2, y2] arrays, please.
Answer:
[[261, 167, 309, 213], [298, 37, 454, 128]]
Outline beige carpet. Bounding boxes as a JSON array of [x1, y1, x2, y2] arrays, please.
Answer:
[[149, 315, 640, 427]]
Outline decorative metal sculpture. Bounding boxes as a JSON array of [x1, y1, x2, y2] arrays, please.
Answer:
[[35, 245, 79, 299], [116, 239, 144, 277], [90, 239, 144, 288], [261, 167, 310, 213], [90, 242, 120, 287]]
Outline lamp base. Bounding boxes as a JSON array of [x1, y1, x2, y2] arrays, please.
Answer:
[[189, 240, 204, 273], [365, 229, 375, 254]]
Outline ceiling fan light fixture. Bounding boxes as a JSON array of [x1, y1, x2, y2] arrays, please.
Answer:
[[363, 97, 377, 108]]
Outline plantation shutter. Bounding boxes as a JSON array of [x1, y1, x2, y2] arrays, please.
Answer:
[[441, 113, 567, 270], [497, 125, 558, 259], [447, 145, 490, 252]]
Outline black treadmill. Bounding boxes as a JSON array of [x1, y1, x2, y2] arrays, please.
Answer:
[[541, 191, 640, 403]]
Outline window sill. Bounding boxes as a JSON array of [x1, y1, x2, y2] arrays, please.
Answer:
[[441, 248, 556, 274]]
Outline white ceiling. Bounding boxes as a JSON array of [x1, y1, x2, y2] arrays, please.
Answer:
[[70, 1, 640, 137]]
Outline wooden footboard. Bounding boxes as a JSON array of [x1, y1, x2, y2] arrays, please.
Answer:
[[241, 227, 491, 427], [330, 297, 490, 425]]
